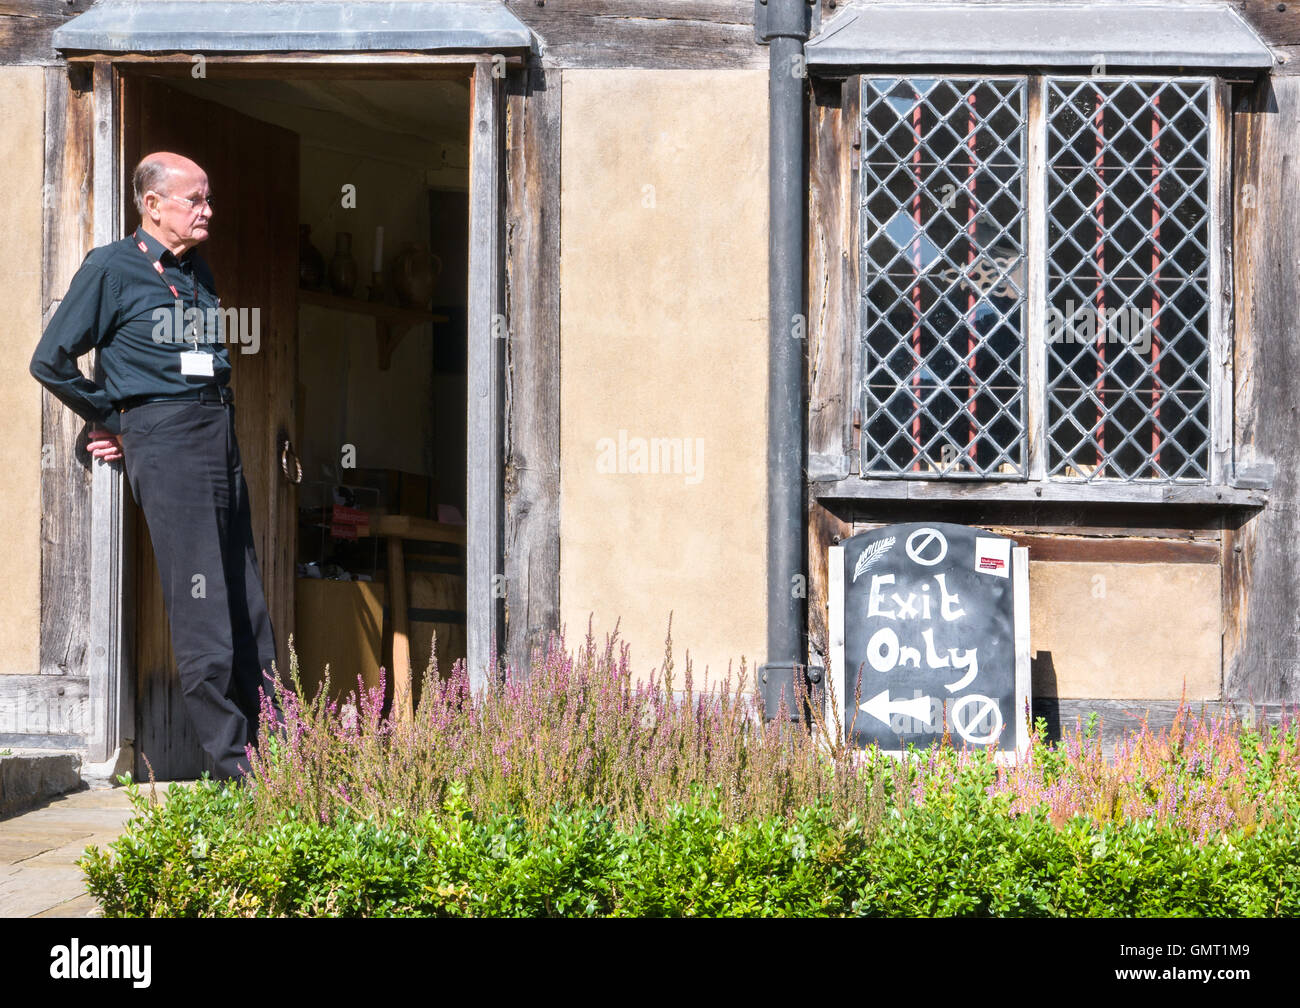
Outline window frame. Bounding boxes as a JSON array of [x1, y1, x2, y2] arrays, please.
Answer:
[[857, 74, 1031, 481], [842, 70, 1236, 504]]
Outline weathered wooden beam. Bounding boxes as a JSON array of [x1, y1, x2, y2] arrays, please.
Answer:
[[504, 63, 562, 679], [814, 477, 1267, 507], [73, 53, 508, 81], [70, 51, 515, 63], [0, 675, 89, 738], [1235, 1, 1300, 49], [1010, 534, 1220, 564], [844, 502, 1237, 536], [466, 61, 506, 691], [10, 0, 770, 70], [505, 0, 764, 69], [807, 75, 854, 482], [12, 1, 1287, 73], [987, 524, 1220, 543], [1003, 526, 1220, 542], [807, 74, 856, 672], [86, 60, 131, 769], [0, 0, 93, 66], [1267, 45, 1300, 72], [39, 64, 94, 685], [0, 733, 85, 750], [1223, 76, 1300, 704], [1033, 697, 1294, 755]]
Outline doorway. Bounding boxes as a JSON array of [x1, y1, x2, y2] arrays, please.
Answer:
[[121, 73, 473, 779]]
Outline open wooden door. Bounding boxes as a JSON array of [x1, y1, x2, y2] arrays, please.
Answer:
[[122, 76, 299, 779]]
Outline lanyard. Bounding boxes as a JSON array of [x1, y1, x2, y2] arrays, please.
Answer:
[[133, 230, 202, 350]]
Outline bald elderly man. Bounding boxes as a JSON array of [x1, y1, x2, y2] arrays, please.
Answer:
[[31, 152, 281, 780]]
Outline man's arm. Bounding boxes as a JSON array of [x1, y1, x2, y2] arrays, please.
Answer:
[[30, 250, 125, 438]]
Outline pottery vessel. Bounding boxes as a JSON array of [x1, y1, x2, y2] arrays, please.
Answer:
[[389, 243, 442, 309], [328, 232, 358, 297]]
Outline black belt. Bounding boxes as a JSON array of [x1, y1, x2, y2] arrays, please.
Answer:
[[117, 386, 233, 412]]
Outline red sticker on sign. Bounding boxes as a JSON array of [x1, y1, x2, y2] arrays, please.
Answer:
[[974, 536, 1011, 578]]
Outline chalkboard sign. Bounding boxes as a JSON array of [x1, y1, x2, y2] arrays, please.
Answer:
[[829, 523, 1029, 753]]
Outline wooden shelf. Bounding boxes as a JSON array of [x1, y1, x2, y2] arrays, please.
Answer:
[[297, 287, 450, 369], [298, 287, 447, 327]]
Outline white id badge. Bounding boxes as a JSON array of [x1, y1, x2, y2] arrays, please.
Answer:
[[180, 351, 215, 377]]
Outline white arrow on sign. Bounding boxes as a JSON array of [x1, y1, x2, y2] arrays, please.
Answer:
[[858, 689, 935, 728]]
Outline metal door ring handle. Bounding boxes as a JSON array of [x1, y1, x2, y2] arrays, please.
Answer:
[[280, 440, 302, 484]]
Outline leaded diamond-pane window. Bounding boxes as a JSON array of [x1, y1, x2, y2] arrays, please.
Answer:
[[860, 77, 1028, 478], [1045, 78, 1212, 481], [857, 74, 1221, 486]]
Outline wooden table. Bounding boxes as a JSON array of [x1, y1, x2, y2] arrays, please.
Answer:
[[367, 512, 467, 721]]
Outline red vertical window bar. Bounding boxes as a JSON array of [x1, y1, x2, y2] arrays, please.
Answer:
[[1093, 90, 1107, 471], [1150, 94, 1163, 472], [911, 97, 925, 471], [966, 93, 979, 465]]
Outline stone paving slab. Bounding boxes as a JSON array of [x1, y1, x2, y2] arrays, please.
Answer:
[[0, 867, 91, 918], [2, 810, 136, 833], [0, 837, 65, 863], [0, 786, 136, 918], [34, 892, 99, 918]]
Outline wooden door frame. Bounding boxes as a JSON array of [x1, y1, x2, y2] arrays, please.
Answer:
[[83, 55, 507, 771]]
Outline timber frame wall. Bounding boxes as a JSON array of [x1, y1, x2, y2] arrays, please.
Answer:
[[1, 0, 773, 751], [3, 2, 1300, 753], [800, 1, 1300, 751]]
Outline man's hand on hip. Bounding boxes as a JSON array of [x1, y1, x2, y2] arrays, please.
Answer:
[[88, 429, 123, 462]]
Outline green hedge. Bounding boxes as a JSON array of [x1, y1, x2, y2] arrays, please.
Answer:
[[80, 780, 1300, 917]]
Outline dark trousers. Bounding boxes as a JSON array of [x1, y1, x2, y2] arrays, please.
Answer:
[[120, 399, 279, 779]]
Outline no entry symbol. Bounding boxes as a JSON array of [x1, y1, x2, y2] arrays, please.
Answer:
[[905, 527, 948, 567], [951, 693, 1003, 746]]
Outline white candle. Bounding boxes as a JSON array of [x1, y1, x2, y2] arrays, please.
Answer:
[[373, 226, 384, 273]]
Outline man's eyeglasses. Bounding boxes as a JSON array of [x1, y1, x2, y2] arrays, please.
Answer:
[[154, 192, 214, 211]]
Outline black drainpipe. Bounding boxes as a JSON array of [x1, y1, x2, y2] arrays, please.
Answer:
[[757, 0, 823, 725]]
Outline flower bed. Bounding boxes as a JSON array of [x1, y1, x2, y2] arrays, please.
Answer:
[[80, 624, 1300, 917]]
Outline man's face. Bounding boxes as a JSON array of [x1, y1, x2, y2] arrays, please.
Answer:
[[147, 164, 213, 253]]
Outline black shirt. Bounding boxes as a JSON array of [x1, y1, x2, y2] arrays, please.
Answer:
[[29, 228, 231, 436]]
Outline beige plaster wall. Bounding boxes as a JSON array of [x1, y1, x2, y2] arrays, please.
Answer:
[[0, 68, 44, 675], [559, 69, 768, 685], [1029, 561, 1221, 700]]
